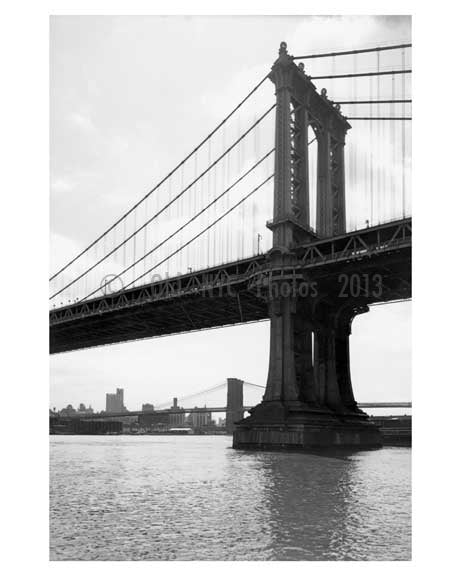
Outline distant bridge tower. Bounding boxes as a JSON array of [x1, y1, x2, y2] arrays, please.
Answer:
[[233, 43, 381, 451], [226, 378, 244, 434]]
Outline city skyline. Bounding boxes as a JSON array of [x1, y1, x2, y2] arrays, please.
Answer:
[[50, 387, 249, 414]]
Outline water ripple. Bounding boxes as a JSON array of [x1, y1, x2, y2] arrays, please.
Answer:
[[50, 436, 411, 560]]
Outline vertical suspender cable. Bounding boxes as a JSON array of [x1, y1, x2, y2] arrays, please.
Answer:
[[377, 51, 381, 223], [133, 209, 137, 285], [369, 74, 373, 225], [402, 48, 406, 217], [391, 73, 396, 218], [207, 140, 211, 267], [144, 198, 147, 276]]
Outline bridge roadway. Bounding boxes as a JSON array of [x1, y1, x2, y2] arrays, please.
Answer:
[[71, 402, 412, 420], [50, 218, 411, 354]]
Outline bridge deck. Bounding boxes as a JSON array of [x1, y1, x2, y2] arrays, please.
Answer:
[[54, 402, 412, 420], [50, 218, 411, 354]]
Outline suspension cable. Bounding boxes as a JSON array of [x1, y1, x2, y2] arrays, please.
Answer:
[[244, 381, 265, 389], [155, 382, 227, 408], [50, 106, 275, 301], [346, 117, 412, 121], [335, 99, 411, 104], [310, 69, 411, 80], [49, 74, 270, 282], [293, 43, 411, 60], [92, 174, 274, 300], [79, 149, 274, 301]]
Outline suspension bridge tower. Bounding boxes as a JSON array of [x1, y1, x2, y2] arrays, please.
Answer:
[[226, 378, 244, 434], [233, 43, 382, 451]]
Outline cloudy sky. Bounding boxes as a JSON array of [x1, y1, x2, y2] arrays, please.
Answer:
[[50, 15, 411, 412]]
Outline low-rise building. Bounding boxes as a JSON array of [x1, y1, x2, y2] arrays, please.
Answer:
[[59, 404, 76, 417], [187, 408, 213, 429]]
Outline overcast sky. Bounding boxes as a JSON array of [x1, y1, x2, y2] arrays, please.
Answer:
[[50, 15, 411, 412]]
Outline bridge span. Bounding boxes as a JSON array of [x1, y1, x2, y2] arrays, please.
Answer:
[[50, 41, 411, 450], [50, 218, 410, 354], [74, 402, 412, 420]]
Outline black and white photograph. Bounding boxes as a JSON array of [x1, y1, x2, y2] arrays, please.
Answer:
[[48, 14, 412, 561], [4, 3, 459, 571]]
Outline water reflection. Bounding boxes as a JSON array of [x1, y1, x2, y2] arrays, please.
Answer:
[[236, 448, 411, 560], [50, 436, 410, 560]]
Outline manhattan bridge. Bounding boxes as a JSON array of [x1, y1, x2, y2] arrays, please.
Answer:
[[50, 42, 412, 450]]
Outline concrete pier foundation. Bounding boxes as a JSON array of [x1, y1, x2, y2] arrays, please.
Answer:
[[233, 403, 381, 451], [232, 298, 382, 451]]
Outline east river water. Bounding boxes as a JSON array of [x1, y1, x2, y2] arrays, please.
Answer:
[[50, 435, 411, 561]]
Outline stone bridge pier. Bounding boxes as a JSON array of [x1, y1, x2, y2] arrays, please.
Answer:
[[232, 42, 381, 451], [233, 288, 382, 450]]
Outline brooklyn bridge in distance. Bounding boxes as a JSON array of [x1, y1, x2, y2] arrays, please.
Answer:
[[50, 378, 412, 445]]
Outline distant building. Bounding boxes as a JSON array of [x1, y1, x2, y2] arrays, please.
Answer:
[[138, 412, 169, 430], [142, 403, 155, 412], [169, 397, 186, 427], [187, 407, 212, 429], [169, 411, 186, 427], [59, 404, 76, 417], [106, 388, 126, 413], [77, 403, 94, 415]]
